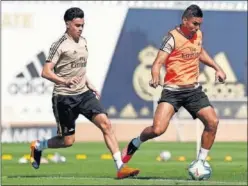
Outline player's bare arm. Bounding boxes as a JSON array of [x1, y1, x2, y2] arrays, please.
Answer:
[[41, 62, 81, 86], [199, 48, 221, 71], [200, 48, 226, 82], [86, 76, 101, 98], [150, 50, 169, 88]]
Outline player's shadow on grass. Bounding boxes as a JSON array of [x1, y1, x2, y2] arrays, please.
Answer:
[[115, 176, 188, 181], [8, 175, 188, 181], [7, 174, 114, 179]]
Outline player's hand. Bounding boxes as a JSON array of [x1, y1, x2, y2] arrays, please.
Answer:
[[149, 78, 160, 88], [65, 76, 81, 86], [93, 90, 101, 100], [86, 82, 101, 99], [215, 70, 226, 84]]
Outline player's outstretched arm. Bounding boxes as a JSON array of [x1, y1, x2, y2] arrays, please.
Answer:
[[150, 50, 169, 88], [199, 48, 221, 71], [199, 48, 226, 83]]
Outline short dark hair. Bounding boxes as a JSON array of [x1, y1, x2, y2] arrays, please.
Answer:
[[64, 7, 84, 22], [182, 4, 203, 19]]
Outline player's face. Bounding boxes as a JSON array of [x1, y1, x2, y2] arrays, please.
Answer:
[[67, 18, 85, 41], [183, 17, 203, 34]]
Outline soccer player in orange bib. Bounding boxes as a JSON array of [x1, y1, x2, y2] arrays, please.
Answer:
[[122, 5, 226, 167]]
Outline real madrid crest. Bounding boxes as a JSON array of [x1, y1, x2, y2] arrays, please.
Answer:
[[133, 45, 165, 101]]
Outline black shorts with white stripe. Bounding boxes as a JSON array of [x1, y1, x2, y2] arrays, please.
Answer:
[[52, 90, 107, 136]]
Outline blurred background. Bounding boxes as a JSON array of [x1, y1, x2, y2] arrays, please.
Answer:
[[1, 1, 247, 143]]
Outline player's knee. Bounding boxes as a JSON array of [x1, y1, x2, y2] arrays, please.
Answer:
[[64, 136, 75, 147], [206, 118, 219, 134], [152, 125, 165, 136], [99, 119, 112, 134]]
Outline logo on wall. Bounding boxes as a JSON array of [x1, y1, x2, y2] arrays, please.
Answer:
[[7, 51, 54, 95], [101, 8, 247, 119], [199, 52, 246, 98], [133, 45, 165, 101]]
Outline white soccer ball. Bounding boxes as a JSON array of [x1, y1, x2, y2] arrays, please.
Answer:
[[188, 160, 212, 180], [60, 156, 66, 162], [160, 151, 171, 161]]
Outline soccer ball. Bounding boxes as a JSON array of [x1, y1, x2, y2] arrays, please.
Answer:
[[188, 160, 212, 180], [159, 151, 171, 161]]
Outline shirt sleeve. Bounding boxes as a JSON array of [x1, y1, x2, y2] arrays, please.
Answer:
[[46, 42, 62, 64], [160, 34, 175, 54]]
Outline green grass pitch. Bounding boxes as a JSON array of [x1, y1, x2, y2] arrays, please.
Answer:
[[1, 142, 247, 185]]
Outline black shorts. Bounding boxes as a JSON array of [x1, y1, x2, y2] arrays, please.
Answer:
[[158, 86, 212, 119], [52, 90, 107, 136]]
